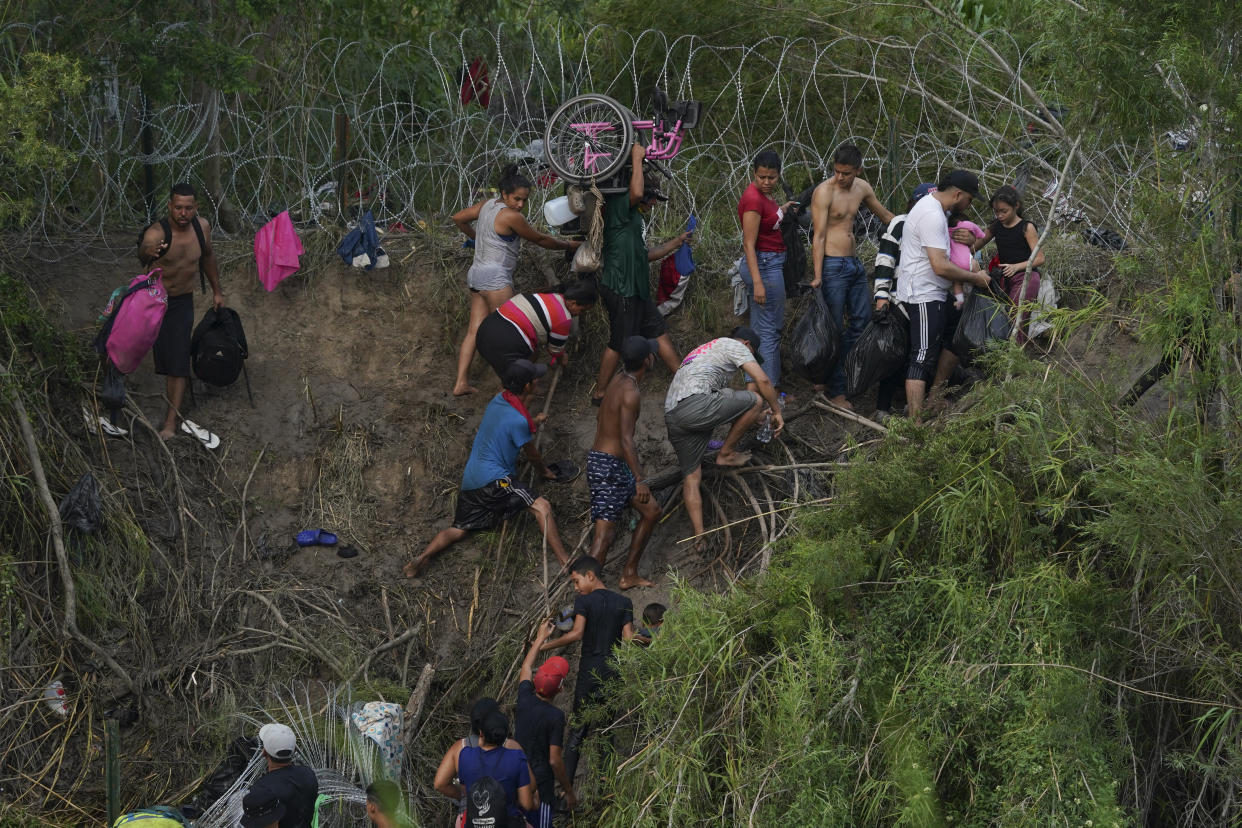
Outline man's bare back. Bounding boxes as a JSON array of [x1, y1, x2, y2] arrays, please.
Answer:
[[592, 371, 641, 458], [138, 195, 214, 298]]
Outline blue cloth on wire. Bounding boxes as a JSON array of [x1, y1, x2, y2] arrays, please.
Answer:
[[674, 214, 697, 275], [337, 210, 382, 269]]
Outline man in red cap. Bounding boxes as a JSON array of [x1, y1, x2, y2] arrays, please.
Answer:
[[515, 620, 575, 827]]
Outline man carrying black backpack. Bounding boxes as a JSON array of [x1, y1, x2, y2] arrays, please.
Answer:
[[137, 183, 225, 446]]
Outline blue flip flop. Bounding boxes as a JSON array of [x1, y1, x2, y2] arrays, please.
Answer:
[[295, 528, 338, 547]]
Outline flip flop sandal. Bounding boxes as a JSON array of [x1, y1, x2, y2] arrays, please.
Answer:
[[547, 459, 581, 484], [336, 545, 359, 559], [295, 528, 339, 547], [180, 419, 221, 450], [83, 407, 127, 437]]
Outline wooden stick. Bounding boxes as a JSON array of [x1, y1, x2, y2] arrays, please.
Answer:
[[7, 369, 139, 695], [812, 398, 890, 433], [1013, 138, 1081, 342], [533, 364, 562, 451], [403, 663, 436, 746], [343, 624, 423, 687], [239, 444, 266, 562]]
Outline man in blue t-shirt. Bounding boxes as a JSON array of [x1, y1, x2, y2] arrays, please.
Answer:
[[403, 360, 568, 578]]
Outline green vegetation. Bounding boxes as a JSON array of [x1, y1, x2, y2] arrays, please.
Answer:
[[596, 344, 1242, 824], [0, 52, 86, 224], [2, 0, 1241, 823]]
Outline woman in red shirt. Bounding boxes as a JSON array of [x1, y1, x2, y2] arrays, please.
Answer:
[[738, 150, 795, 387]]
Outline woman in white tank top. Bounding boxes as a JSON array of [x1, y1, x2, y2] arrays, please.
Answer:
[[451, 166, 580, 396]]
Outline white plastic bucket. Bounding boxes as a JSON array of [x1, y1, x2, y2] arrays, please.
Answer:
[[543, 196, 576, 227]]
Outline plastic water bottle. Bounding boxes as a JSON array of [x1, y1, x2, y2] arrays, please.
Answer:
[[756, 413, 772, 443], [756, 393, 784, 443]]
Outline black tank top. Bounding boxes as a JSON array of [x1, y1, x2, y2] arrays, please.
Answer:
[[991, 219, 1034, 265]]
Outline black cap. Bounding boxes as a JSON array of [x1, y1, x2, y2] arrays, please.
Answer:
[[729, 325, 764, 363], [620, 336, 659, 366], [642, 172, 668, 202], [940, 169, 980, 198], [240, 788, 286, 828], [501, 358, 548, 392]]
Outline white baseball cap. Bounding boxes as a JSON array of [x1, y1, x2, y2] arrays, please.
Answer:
[[258, 723, 296, 760]]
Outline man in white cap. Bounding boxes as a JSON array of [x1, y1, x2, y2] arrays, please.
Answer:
[[240, 723, 318, 828]]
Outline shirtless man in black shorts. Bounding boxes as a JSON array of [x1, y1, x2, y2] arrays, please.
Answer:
[[587, 336, 661, 589], [137, 183, 224, 441]]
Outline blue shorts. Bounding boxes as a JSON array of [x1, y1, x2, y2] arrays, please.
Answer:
[[587, 450, 635, 522]]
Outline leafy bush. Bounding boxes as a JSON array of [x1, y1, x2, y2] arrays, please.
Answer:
[[591, 342, 1242, 824]]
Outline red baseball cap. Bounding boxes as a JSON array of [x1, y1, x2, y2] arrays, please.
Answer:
[[533, 656, 570, 697]]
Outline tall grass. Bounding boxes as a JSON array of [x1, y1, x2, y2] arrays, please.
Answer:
[[589, 330, 1242, 824]]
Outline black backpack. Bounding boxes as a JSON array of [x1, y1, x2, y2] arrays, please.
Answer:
[[137, 217, 208, 293], [465, 776, 523, 828], [190, 307, 253, 405]]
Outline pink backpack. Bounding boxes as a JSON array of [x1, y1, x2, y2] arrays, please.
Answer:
[[96, 269, 169, 374]]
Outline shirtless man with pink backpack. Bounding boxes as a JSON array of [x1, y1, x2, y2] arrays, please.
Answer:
[[136, 183, 225, 446]]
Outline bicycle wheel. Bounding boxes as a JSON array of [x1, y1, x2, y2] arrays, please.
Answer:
[[544, 94, 635, 186]]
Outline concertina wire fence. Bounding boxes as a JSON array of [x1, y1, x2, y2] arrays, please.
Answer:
[[6, 21, 1158, 256]]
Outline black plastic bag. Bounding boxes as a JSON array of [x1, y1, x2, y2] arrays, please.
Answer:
[[1083, 226, 1126, 251], [59, 472, 103, 533], [844, 307, 909, 396], [185, 736, 259, 816], [780, 213, 808, 296], [99, 360, 126, 415], [789, 291, 842, 380], [951, 286, 1012, 363]]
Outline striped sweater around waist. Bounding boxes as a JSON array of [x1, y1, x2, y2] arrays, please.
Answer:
[[496, 292, 573, 356]]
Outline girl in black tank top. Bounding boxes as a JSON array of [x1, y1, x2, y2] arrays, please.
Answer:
[[970, 184, 1045, 281], [968, 185, 1046, 344], [992, 219, 1034, 265]]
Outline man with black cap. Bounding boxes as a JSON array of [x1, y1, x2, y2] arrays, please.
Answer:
[[239, 723, 318, 828], [404, 359, 569, 578], [587, 335, 662, 589], [663, 326, 782, 547], [894, 170, 994, 419], [590, 143, 691, 405]]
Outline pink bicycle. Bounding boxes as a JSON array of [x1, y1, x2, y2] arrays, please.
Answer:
[[543, 89, 702, 185]]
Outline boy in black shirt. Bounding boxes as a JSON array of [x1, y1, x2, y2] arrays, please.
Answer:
[[516, 621, 577, 827], [540, 556, 634, 782]]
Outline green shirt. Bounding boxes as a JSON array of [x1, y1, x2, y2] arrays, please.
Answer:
[[601, 191, 649, 299]]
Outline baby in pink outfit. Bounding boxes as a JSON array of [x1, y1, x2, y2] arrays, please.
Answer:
[[947, 216, 984, 307]]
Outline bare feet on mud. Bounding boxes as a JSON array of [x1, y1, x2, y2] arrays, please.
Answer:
[[452, 383, 478, 396], [619, 572, 655, 590], [715, 450, 751, 467], [157, 429, 175, 441], [827, 394, 853, 410], [402, 559, 427, 579]]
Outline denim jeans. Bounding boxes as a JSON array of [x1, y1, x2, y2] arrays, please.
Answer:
[[742, 251, 787, 387], [819, 255, 871, 396]]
